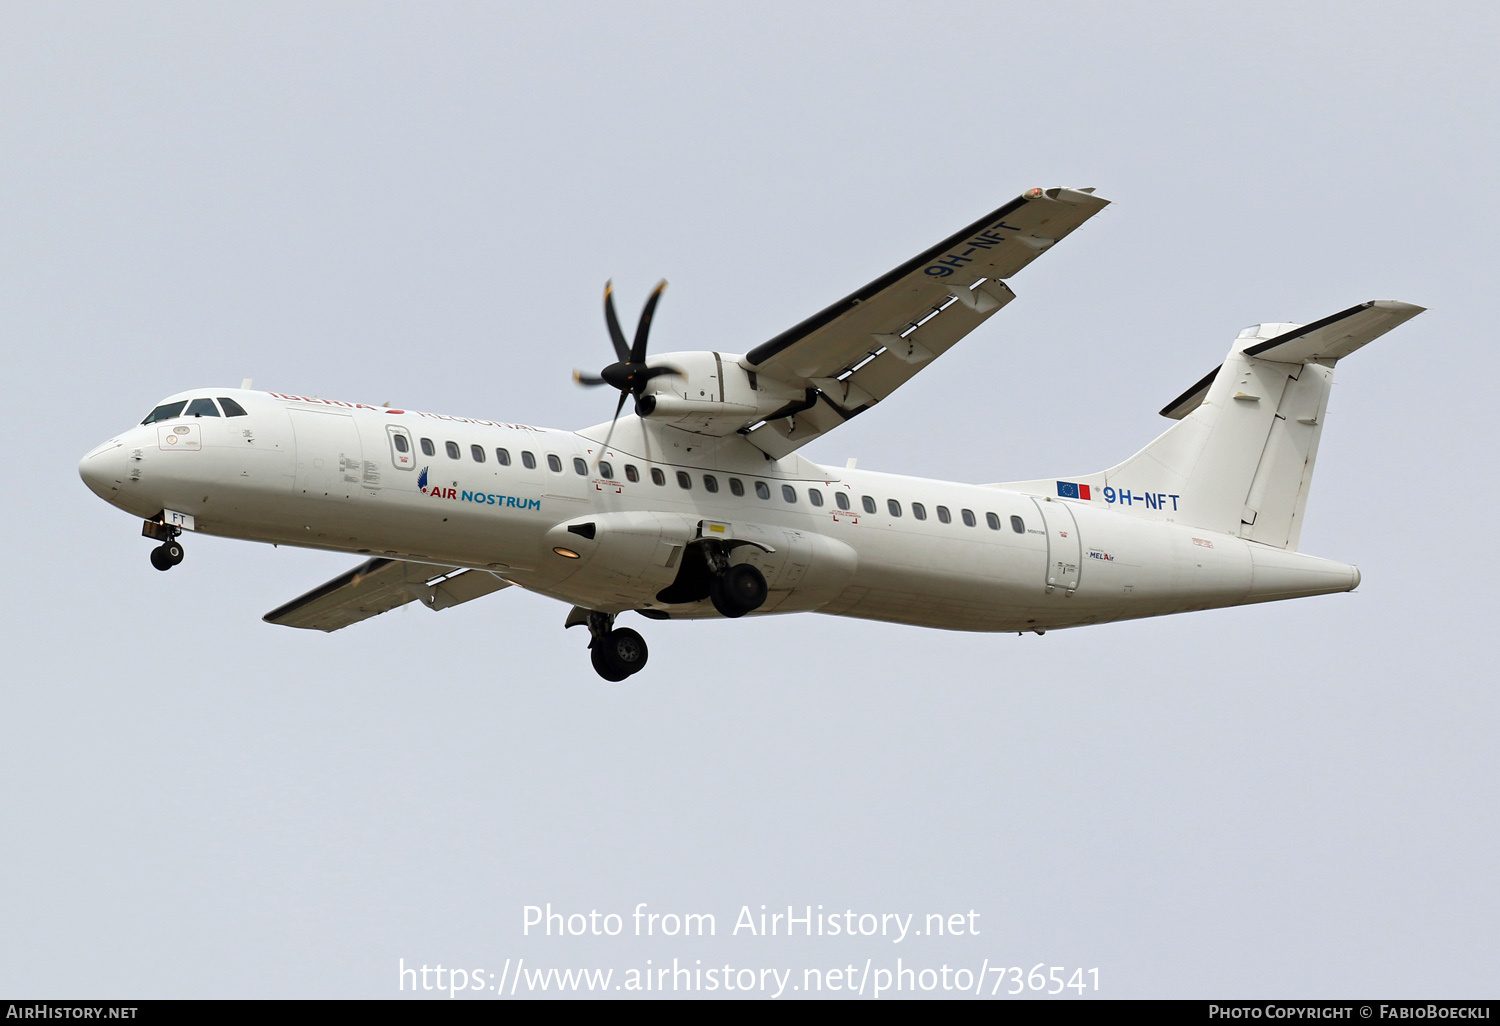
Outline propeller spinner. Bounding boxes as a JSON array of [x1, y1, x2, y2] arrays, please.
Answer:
[[574, 279, 677, 458]]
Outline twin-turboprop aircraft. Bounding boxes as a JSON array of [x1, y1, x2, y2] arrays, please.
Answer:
[[79, 186, 1422, 680]]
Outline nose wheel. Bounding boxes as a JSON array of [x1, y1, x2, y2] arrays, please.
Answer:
[[142, 520, 185, 572], [149, 541, 185, 571], [574, 609, 649, 681]]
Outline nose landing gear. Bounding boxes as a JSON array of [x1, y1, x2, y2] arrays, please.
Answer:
[[142, 520, 184, 571], [148, 540, 184, 571]]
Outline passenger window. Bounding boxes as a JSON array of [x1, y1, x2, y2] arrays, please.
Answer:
[[835, 492, 850, 511], [547, 454, 562, 472], [573, 457, 588, 476], [522, 451, 536, 469], [217, 397, 248, 417], [625, 464, 639, 482], [782, 484, 797, 503], [809, 488, 824, 507], [961, 508, 976, 527], [496, 448, 511, 466], [185, 398, 220, 418], [393, 435, 410, 454], [419, 438, 434, 457], [1011, 515, 1025, 534], [471, 444, 486, 463], [755, 481, 770, 499], [912, 502, 926, 520], [862, 495, 876, 514], [937, 505, 951, 524], [703, 475, 719, 493], [600, 461, 613, 479], [676, 471, 691, 489], [986, 512, 1001, 530], [729, 478, 745, 497], [887, 499, 902, 517], [446, 441, 460, 460], [651, 468, 666, 485]]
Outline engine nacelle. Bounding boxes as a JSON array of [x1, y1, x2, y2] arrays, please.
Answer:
[[636, 351, 805, 436]]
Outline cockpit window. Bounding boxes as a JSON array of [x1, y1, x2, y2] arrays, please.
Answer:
[[217, 397, 248, 417], [185, 398, 220, 418], [141, 401, 187, 425]]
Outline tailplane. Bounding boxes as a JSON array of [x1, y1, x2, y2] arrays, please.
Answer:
[[999, 300, 1423, 550]]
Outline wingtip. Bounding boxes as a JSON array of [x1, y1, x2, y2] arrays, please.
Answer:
[[1369, 299, 1426, 315]]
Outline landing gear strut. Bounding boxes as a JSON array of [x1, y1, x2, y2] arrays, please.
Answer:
[[142, 520, 184, 572], [583, 610, 649, 682]]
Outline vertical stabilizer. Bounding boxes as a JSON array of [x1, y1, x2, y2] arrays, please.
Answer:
[[998, 301, 1422, 550]]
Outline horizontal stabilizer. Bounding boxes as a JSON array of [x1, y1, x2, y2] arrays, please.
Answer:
[[1160, 300, 1423, 419], [263, 558, 510, 632], [1244, 300, 1424, 364]]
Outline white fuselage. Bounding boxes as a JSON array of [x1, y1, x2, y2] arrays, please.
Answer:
[[79, 388, 1360, 633]]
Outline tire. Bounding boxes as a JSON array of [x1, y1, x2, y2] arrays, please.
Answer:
[[590, 644, 631, 682], [164, 541, 184, 565], [149, 545, 174, 572], [710, 563, 767, 618], [591, 627, 648, 680]]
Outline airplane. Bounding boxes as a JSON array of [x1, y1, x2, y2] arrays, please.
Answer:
[[78, 185, 1423, 681]]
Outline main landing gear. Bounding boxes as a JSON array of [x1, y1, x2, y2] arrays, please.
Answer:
[[708, 561, 767, 619], [570, 542, 770, 681], [142, 520, 184, 571], [656, 540, 769, 618], [583, 610, 649, 682]]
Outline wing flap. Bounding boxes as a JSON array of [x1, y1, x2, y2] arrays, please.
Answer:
[[263, 558, 511, 632]]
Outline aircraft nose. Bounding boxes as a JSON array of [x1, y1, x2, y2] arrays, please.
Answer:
[[79, 439, 126, 502]]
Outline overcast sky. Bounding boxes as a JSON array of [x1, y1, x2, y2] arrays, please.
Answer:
[[3, 1, 1497, 999]]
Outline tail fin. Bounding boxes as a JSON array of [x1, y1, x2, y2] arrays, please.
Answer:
[[1001, 300, 1423, 550]]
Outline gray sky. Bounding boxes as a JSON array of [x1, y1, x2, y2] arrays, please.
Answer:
[[3, 0, 1496, 999]]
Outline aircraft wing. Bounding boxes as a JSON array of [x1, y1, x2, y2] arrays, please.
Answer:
[[740, 186, 1110, 457], [263, 557, 511, 632]]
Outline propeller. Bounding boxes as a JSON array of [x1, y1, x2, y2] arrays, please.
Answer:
[[574, 279, 677, 460]]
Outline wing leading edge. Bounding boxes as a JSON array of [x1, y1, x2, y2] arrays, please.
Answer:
[[739, 186, 1110, 458]]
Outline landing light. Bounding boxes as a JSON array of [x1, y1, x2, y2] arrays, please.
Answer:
[[552, 547, 581, 559]]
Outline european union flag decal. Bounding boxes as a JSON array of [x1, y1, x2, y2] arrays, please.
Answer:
[[1056, 481, 1092, 500]]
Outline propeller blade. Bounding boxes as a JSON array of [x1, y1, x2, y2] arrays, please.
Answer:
[[573, 369, 609, 387], [603, 280, 630, 363], [597, 389, 629, 464], [630, 279, 668, 364]]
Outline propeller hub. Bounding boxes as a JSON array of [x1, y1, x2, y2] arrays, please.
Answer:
[[601, 362, 646, 393]]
